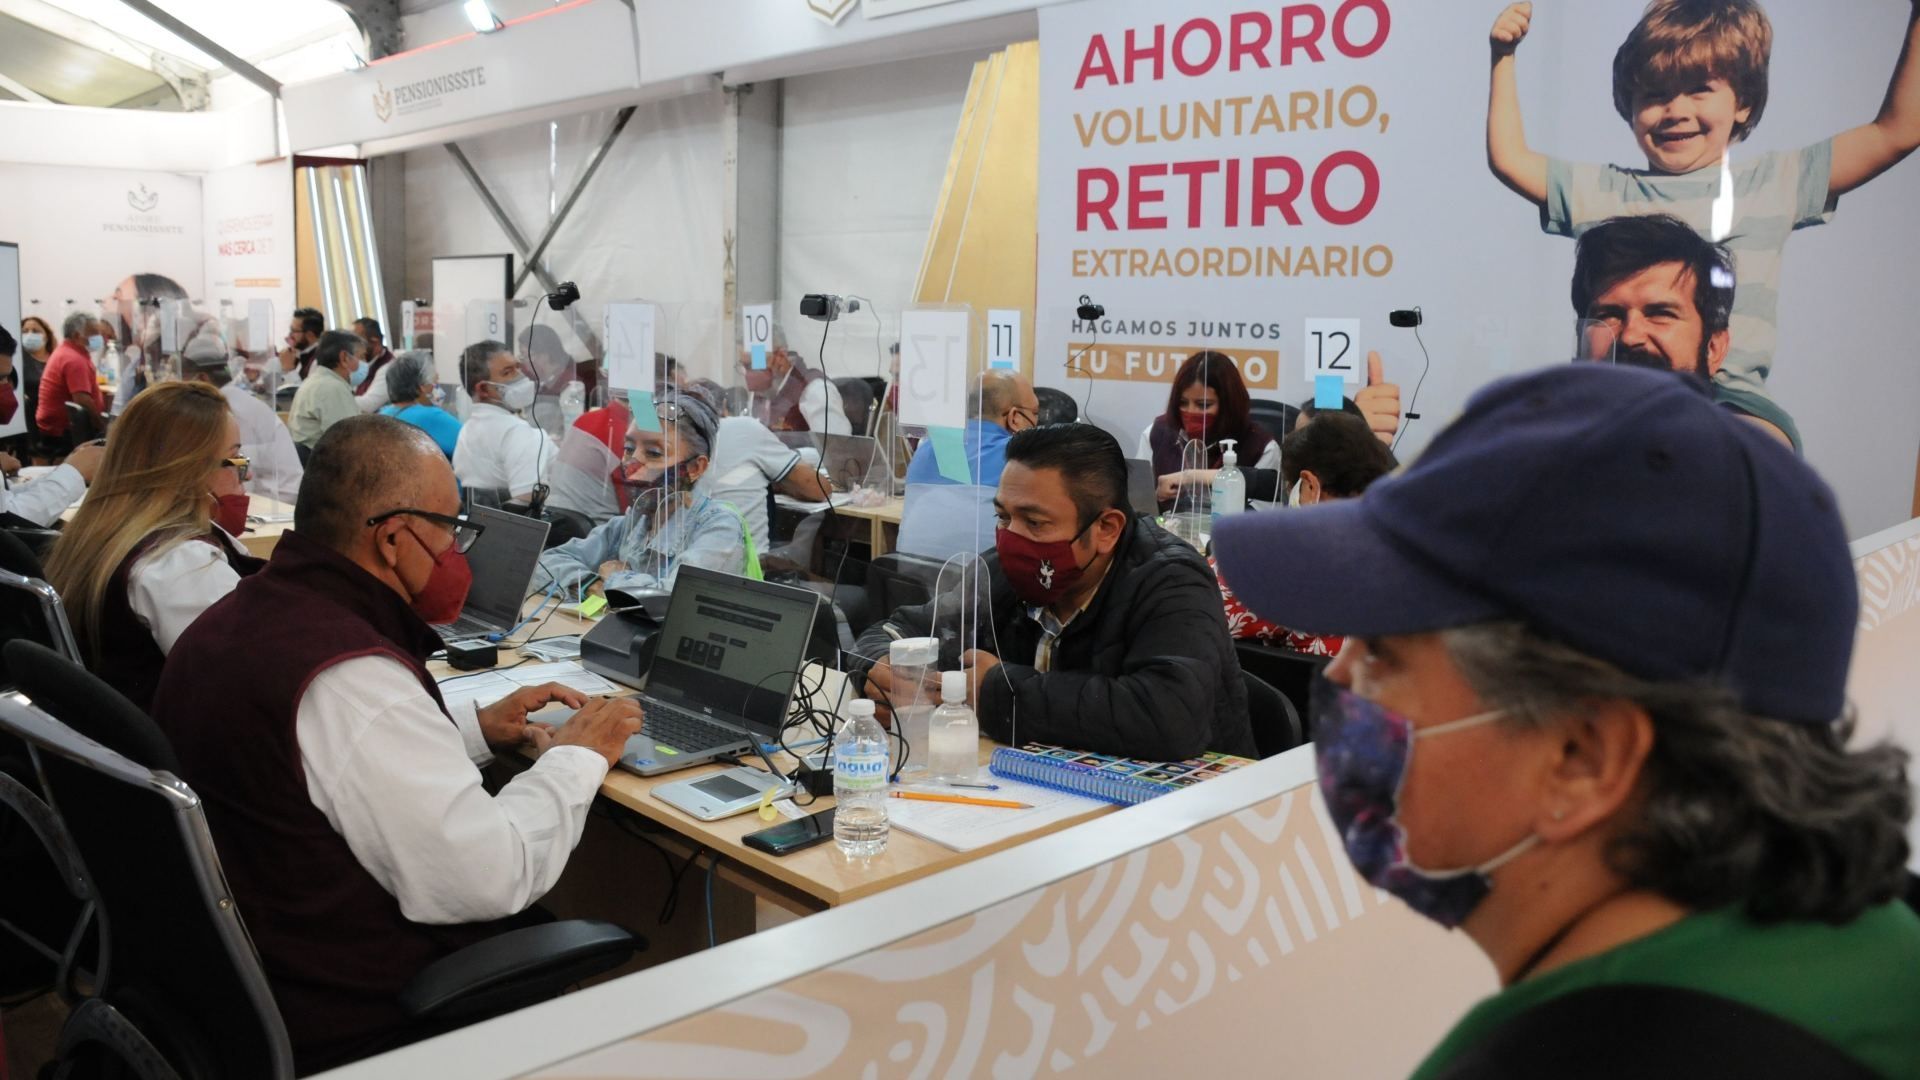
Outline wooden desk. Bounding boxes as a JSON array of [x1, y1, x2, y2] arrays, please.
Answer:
[[440, 601, 1108, 916], [57, 491, 292, 559], [828, 496, 904, 557]]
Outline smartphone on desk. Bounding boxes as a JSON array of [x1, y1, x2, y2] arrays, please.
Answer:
[[743, 808, 836, 856]]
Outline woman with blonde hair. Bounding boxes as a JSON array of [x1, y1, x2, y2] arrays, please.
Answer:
[[45, 380, 262, 710]]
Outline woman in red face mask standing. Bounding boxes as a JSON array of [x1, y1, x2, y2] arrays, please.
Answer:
[[45, 380, 263, 711], [1142, 350, 1280, 511]]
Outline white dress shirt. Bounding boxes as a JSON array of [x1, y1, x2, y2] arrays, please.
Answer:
[[126, 532, 245, 654], [295, 655, 608, 924], [221, 383, 304, 503], [356, 354, 394, 414], [0, 463, 84, 526], [453, 402, 558, 500], [800, 376, 849, 436], [695, 416, 801, 549]]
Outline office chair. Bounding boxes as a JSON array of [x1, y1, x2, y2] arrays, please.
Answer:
[[864, 551, 946, 627], [1234, 641, 1329, 741], [1243, 670, 1305, 757], [64, 401, 100, 447], [1248, 397, 1298, 440], [2, 642, 643, 1080], [835, 377, 875, 437]]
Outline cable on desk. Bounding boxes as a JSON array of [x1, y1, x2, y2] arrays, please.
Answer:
[[705, 853, 719, 950]]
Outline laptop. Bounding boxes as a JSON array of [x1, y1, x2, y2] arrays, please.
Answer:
[[618, 566, 824, 777], [433, 505, 551, 640], [820, 433, 880, 491], [1124, 458, 1159, 515]]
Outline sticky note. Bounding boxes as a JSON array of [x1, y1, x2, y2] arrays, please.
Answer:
[[1315, 374, 1344, 410], [577, 594, 607, 619], [629, 389, 661, 433], [750, 342, 767, 370], [930, 425, 971, 483]]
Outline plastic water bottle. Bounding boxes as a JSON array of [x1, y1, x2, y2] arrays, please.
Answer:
[[833, 698, 891, 857], [927, 671, 980, 782], [1211, 438, 1246, 529], [559, 379, 586, 428]]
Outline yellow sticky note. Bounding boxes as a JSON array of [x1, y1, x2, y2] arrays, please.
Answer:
[[578, 594, 608, 619], [758, 786, 778, 821]]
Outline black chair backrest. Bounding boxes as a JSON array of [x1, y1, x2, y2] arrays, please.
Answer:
[[0, 696, 292, 1078], [865, 552, 946, 631], [835, 377, 875, 437], [4, 640, 179, 775], [1243, 671, 1304, 757], [64, 401, 99, 445], [1248, 398, 1297, 442], [1234, 642, 1328, 740], [0, 557, 82, 690]]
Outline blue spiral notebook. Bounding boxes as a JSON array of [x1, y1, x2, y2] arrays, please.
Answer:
[[988, 743, 1256, 806]]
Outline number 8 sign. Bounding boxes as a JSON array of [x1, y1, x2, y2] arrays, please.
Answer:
[[897, 308, 971, 430]]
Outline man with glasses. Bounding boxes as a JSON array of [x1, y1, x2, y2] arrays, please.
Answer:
[[152, 415, 644, 1073], [897, 369, 1040, 561]]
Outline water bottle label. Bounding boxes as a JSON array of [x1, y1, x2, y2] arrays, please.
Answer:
[[838, 750, 889, 791]]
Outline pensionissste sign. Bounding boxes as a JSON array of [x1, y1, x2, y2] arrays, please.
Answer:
[[1034, 0, 1920, 535]]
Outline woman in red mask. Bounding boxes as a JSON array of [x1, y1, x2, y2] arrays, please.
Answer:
[[1140, 350, 1280, 510], [45, 381, 263, 711]]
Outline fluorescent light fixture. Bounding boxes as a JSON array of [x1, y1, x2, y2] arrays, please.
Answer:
[[463, 0, 503, 32]]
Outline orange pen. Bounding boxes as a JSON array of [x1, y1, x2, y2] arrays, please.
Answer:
[[890, 791, 1030, 810]]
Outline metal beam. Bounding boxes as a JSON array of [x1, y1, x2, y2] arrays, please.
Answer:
[[511, 107, 635, 295], [444, 143, 604, 358], [110, 0, 281, 98], [0, 71, 52, 104]]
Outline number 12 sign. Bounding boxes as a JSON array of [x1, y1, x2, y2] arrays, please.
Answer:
[[1303, 318, 1362, 385]]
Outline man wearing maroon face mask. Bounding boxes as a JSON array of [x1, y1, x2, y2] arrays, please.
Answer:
[[151, 415, 644, 1073], [851, 423, 1255, 762]]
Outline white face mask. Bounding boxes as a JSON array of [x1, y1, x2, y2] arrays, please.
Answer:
[[490, 376, 537, 412], [21, 332, 44, 353], [430, 384, 447, 406], [1287, 478, 1304, 508]]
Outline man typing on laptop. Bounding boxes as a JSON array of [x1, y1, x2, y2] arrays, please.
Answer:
[[152, 416, 643, 1073]]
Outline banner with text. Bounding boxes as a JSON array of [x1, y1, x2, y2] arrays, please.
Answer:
[[1035, 0, 1920, 537]]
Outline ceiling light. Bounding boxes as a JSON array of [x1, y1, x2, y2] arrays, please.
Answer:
[[463, 0, 503, 33]]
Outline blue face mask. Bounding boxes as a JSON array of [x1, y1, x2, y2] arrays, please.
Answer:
[[87, 334, 105, 354], [1310, 672, 1537, 929]]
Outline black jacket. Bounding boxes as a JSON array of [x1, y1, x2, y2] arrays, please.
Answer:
[[851, 515, 1255, 761]]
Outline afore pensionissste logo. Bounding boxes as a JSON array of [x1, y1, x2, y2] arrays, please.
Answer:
[[373, 66, 487, 122]]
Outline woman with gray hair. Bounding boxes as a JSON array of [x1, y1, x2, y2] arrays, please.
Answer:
[[377, 350, 461, 459], [1215, 365, 1920, 1078], [532, 387, 759, 598]]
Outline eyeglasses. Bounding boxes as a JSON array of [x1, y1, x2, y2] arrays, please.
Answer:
[[222, 455, 251, 483], [364, 508, 485, 553]]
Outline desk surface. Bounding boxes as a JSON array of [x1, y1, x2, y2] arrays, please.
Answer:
[[437, 601, 1108, 912]]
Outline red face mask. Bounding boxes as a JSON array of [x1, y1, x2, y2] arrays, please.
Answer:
[[404, 527, 473, 624], [995, 520, 1095, 606], [210, 492, 250, 537], [1180, 411, 1212, 441]]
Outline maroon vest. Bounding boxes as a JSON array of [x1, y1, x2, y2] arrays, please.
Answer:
[[151, 530, 504, 1071], [95, 531, 262, 713], [767, 359, 827, 432]]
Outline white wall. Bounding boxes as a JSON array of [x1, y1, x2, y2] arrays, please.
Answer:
[[401, 84, 728, 379], [775, 48, 993, 378], [0, 161, 204, 324]]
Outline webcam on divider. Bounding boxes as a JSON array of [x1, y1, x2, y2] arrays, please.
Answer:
[[1389, 308, 1422, 328], [801, 294, 844, 322], [546, 282, 581, 311], [1076, 295, 1105, 322]]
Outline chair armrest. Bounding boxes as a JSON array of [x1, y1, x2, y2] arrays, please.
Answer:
[[399, 918, 641, 1024]]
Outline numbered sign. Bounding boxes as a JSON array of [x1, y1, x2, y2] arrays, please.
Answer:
[[986, 309, 1021, 371], [1303, 318, 1362, 385], [742, 302, 773, 370], [246, 299, 274, 353], [897, 309, 971, 430], [465, 300, 506, 347], [604, 302, 657, 392], [400, 300, 417, 351]]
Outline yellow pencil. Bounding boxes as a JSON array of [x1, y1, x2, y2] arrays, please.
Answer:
[[890, 790, 1030, 809]]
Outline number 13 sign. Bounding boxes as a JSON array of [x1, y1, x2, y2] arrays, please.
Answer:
[[898, 308, 971, 430]]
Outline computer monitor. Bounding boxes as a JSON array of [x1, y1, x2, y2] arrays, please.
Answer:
[[644, 567, 822, 737]]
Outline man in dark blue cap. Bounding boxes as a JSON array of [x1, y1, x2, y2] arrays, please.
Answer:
[[1213, 363, 1919, 1079]]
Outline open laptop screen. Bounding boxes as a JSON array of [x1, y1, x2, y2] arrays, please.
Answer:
[[645, 567, 821, 737], [459, 506, 552, 627]]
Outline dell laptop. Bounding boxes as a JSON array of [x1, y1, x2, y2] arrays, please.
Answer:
[[618, 566, 823, 777], [433, 504, 551, 641]]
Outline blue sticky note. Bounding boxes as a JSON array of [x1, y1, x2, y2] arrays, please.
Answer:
[[629, 389, 662, 433], [929, 426, 971, 483], [988, 357, 1016, 371], [750, 343, 768, 370], [1315, 374, 1344, 410]]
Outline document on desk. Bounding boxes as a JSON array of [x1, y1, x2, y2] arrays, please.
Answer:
[[437, 660, 621, 716], [884, 778, 1104, 852]]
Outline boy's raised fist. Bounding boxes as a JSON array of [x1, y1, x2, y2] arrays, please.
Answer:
[[1491, 2, 1534, 56]]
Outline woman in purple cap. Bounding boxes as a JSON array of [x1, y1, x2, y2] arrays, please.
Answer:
[[1213, 363, 1919, 1079]]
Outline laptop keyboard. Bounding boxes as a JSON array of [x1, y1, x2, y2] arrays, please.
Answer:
[[641, 699, 750, 755], [437, 614, 496, 640]]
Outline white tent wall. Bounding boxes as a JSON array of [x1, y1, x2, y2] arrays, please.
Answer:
[[400, 83, 728, 380], [775, 47, 997, 379]]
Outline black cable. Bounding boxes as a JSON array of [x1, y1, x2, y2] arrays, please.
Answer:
[[806, 311, 852, 671], [1392, 309, 1432, 455], [1065, 327, 1100, 423]]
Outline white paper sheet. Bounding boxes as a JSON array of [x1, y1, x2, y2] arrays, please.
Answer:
[[437, 659, 620, 716], [884, 777, 1104, 852]]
